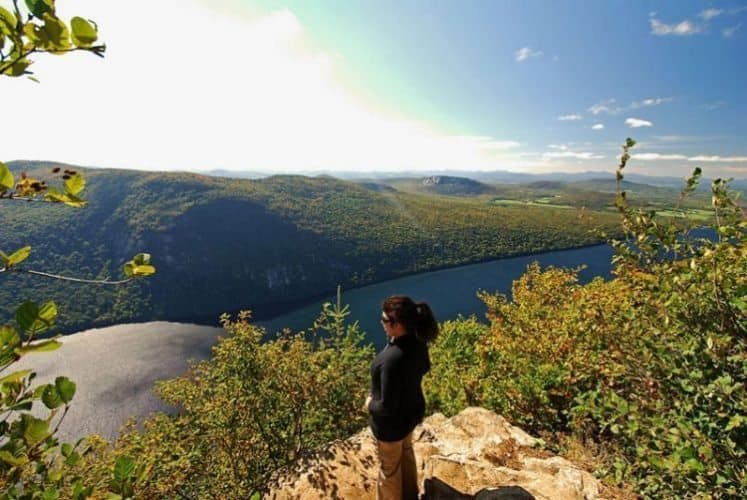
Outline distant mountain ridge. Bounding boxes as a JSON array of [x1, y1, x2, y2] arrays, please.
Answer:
[[192, 166, 745, 192], [13, 160, 744, 192]]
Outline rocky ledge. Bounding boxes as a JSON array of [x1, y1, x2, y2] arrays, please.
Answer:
[[270, 407, 625, 499]]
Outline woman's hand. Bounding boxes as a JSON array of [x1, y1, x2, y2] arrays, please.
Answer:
[[363, 394, 372, 412]]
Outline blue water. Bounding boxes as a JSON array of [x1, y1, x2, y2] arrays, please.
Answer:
[[258, 244, 615, 349]]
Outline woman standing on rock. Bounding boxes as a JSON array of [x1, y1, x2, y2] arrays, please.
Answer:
[[366, 295, 439, 500]]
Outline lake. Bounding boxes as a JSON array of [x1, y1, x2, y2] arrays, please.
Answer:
[[17, 243, 616, 441], [258, 244, 615, 349]]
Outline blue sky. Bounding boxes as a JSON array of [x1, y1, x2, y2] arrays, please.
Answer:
[[3, 0, 746, 177]]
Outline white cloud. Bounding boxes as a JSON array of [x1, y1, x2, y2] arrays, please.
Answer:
[[558, 114, 582, 121], [631, 97, 673, 108], [548, 144, 570, 150], [543, 151, 605, 160], [625, 118, 653, 128], [2, 1, 523, 173], [591, 124, 604, 130], [699, 8, 723, 20], [723, 24, 741, 38], [632, 153, 687, 161], [515, 47, 543, 62], [588, 99, 622, 115], [589, 96, 671, 118], [688, 155, 747, 162], [650, 18, 704, 36], [702, 101, 726, 110]]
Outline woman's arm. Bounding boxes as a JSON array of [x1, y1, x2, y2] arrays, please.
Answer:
[[368, 353, 404, 417]]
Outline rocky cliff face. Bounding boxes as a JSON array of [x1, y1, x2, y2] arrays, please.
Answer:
[[269, 407, 625, 500]]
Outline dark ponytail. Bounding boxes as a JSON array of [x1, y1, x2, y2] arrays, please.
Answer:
[[382, 295, 439, 343], [414, 301, 439, 343]]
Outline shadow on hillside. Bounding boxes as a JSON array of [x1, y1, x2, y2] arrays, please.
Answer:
[[423, 478, 535, 500], [144, 198, 357, 324]]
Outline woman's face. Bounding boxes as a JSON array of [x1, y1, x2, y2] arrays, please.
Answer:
[[381, 311, 406, 337]]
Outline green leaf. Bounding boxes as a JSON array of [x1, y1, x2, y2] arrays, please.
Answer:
[[0, 8, 18, 35], [23, 415, 50, 445], [0, 450, 28, 467], [685, 458, 705, 473], [133, 253, 151, 266], [61, 443, 73, 458], [64, 450, 80, 466], [62, 193, 87, 207], [38, 13, 71, 51], [70, 16, 97, 47], [730, 296, 747, 313], [725, 415, 745, 431], [0, 369, 32, 385], [16, 301, 39, 333], [15, 300, 54, 335], [44, 186, 65, 202], [38, 301, 57, 324], [16, 339, 62, 354], [25, 0, 54, 18], [0, 324, 20, 344], [43, 186, 86, 207], [7, 246, 31, 266], [42, 487, 60, 500], [42, 383, 63, 409], [2, 58, 31, 77], [55, 376, 75, 403], [113, 455, 135, 482], [64, 173, 85, 196], [11, 400, 33, 411], [123, 254, 156, 278], [0, 161, 13, 191], [131, 264, 156, 277]]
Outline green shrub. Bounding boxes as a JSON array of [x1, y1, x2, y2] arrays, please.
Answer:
[[82, 293, 374, 498], [427, 140, 746, 497]]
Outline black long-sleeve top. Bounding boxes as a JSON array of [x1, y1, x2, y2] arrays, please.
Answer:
[[368, 333, 431, 442]]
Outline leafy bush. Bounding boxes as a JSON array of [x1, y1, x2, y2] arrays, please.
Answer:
[[78, 292, 373, 498], [423, 316, 489, 416], [426, 140, 746, 497]]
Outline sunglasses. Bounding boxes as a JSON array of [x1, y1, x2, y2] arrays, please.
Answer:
[[380, 315, 397, 325]]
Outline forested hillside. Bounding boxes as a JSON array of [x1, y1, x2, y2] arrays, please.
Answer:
[[1, 161, 621, 332]]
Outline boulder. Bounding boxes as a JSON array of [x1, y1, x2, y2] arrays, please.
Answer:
[[269, 407, 622, 499]]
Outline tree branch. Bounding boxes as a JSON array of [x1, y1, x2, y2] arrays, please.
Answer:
[[0, 47, 36, 75], [0, 267, 136, 285], [0, 45, 106, 75], [0, 195, 49, 202], [11, 0, 22, 26]]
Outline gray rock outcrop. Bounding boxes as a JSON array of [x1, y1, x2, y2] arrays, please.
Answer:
[[270, 407, 622, 499]]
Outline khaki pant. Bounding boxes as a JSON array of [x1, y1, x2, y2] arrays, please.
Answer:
[[376, 431, 418, 500]]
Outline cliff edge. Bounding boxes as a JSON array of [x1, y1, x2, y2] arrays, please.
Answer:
[[269, 407, 626, 499]]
